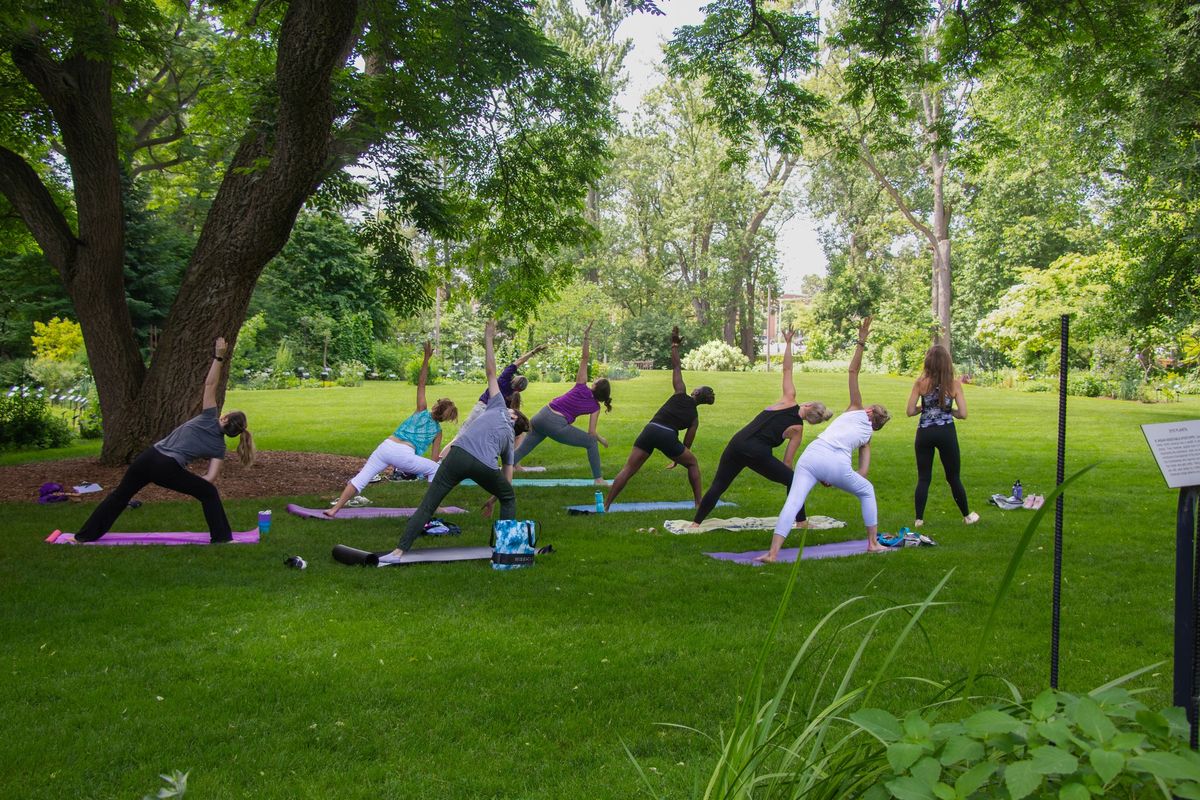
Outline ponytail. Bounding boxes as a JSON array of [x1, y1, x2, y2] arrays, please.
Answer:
[[237, 429, 256, 467]]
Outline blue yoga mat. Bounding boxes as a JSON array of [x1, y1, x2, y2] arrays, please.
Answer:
[[461, 478, 605, 487], [565, 500, 735, 513]]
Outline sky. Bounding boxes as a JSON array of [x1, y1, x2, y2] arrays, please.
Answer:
[[612, 1, 828, 292]]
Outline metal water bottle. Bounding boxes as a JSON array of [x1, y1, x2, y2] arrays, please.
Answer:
[[594, 490, 605, 513], [1013, 480, 1023, 501]]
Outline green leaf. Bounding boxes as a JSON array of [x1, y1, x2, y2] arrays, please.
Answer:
[[964, 709, 1024, 737], [1128, 751, 1200, 782], [1173, 781, 1200, 799], [1088, 748, 1124, 784], [1004, 760, 1042, 800], [1031, 690, 1058, 720], [904, 712, 932, 741], [932, 782, 956, 800], [889, 742, 926, 773], [1135, 709, 1169, 738], [912, 756, 942, 787], [1030, 745, 1079, 775], [1057, 781, 1090, 800], [939, 735, 984, 766], [1108, 732, 1145, 751], [1035, 719, 1074, 746], [1071, 697, 1117, 743], [854, 708, 904, 742], [931, 722, 964, 742], [884, 776, 935, 800], [954, 762, 996, 796]]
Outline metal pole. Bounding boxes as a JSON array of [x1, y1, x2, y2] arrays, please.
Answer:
[[1050, 314, 1068, 689], [1175, 487, 1200, 749]]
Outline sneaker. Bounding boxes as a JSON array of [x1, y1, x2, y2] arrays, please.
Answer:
[[376, 551, 405, 567], [346, 495, 371, 508], [914, 519, 924, 528], [964, 512, 980, 525], [369, 472, 386, 484]]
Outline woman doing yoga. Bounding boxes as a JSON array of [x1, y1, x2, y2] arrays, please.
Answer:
[[74, 337, 255, 543], [687, 330, 832, 529], [513, 320, 611, 484], [326, 342, 456, 517], [604, 327, 714, 510], [759, 317, 891, 562], [379, 321, 527, 564], [906, 345, 979, 527]]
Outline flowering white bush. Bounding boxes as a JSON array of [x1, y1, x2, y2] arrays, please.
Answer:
[[681, 340, 750, 372]]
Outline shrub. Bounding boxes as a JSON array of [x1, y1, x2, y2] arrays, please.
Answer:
[[406, 357, 440, 384], [0, 359, 29, 386], [334, 359, 366, 387], [681, 340, 749, 371], [78, 384, 103, 439], [1066, 373, 1117, 398], [31, 316, 84, 361], [540, 345, 594, 382], [602, 362, 640, 381], [25, 356, 86, 393], [0, 391, 74, 449], [372, 341, 412, 379]]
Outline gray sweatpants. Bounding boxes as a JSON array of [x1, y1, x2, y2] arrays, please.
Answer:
[[514, 407, 602, 479]]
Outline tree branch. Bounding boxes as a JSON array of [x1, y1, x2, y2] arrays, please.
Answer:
[[857, 140, 936, 245], [0, 145, 77, 271]]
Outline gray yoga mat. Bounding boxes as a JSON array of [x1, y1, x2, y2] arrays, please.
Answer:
[[332, 543, 494, 566], [287, 503, 466, 519], [705, 539, 876, 565], [566, 500, 734, 514], [462, 478, 604, 487]]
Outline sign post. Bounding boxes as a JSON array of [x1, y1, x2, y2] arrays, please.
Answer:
[[1142, 420, 1200, 749]]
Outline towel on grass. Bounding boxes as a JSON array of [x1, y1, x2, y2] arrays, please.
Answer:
[[663, 515, 846, 535]]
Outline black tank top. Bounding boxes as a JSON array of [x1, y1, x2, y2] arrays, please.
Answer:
[[733, 405, 802, 447], [650, 393, 698, 431]]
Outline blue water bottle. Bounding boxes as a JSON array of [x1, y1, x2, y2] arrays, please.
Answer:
[[594, 490, 605, 513], [1012, 480, 1023, 501]]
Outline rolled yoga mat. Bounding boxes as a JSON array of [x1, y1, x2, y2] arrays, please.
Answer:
[[705, 539, 882, 564], [461, 478, 605, 487], [664, 515, 846, 535], [287, 503, 467, 520], [566, 500, 734, 514], [46, 529, 259, 546], [332, 543, 495, 566]]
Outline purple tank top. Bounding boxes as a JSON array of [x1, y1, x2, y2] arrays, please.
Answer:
[[548, 383, 600, 424]]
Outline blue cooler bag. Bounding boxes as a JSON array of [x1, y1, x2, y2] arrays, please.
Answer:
[[491, 520, 537, 570]]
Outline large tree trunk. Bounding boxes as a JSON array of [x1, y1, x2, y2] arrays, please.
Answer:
[[1, 1, 360, 463], [928, 121, 952, 353]]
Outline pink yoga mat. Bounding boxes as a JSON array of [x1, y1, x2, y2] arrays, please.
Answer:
[[286, 503, 467, 519], [46, 529, 259, 546], [705, 539, 882, 565]]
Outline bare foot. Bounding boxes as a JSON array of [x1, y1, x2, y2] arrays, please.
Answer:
[[322, 509, 339, 518], [792, 521, 809, 530], [867, 540, 888, 553], [593, 478, 610, 486], [686, 522, 701, 530], [753, 552, 777, 563]]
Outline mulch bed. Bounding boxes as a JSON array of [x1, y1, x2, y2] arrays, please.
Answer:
[[1, 451, 363, 504]]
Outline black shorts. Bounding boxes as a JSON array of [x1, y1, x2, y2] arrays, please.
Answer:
[[634, 423, 686, 460]]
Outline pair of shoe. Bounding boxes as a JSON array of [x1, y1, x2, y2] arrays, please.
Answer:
[[1022, 494, 1045, 509], [964, 512, 980, 525], [344, 495, 371, 508]]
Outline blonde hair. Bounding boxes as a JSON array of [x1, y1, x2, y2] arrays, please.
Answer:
[[222, 411, 257, 467], [803, 402, 833, 425], [869, 404, 891, 431]]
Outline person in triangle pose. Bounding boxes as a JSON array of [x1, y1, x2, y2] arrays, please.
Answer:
[[759, 317, 892, 562], [604, 327, 714, 511]]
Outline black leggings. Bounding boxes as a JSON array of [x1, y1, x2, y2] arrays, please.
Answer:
[[914, 423, 970, 518], [694, 439, 805, 524], [398, 446, 516, 551], [76, 447, 232, 542]]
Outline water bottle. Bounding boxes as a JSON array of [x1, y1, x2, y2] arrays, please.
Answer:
[[1012, 480, 1023, 501], [594, 490, 605, 513], [258, 509, 272, 535]]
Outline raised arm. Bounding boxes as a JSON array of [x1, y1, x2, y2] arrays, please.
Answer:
[[415, 341, 432, 411], [203, 337, 227, 409], [514, 343, 547, 369], [671, 327, 685, 394], [576, 320, 594, 384], [847, 317, 871, 410], [780, 329, 796, 403], [485, 321, 500, 398]]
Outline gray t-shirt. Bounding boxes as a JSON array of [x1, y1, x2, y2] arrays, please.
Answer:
[[154, 407, 226, 467], [452, 392, 514, 469]]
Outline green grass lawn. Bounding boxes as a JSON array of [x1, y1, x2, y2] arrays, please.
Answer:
[[1, 371, 1195, 798]]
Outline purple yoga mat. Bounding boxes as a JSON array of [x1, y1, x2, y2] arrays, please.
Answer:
[[46, 529, 259, 546], [286, 503, 467, 519], [705, 539, 878, 565]]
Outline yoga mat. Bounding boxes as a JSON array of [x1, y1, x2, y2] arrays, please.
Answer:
[[516, 466, 546, 472], [664, 515, 846, 535], [286, 503, 467, 520], [567, 500, 734, 514], [46, 528, 259, 546], [461, 478, 605, 487], [705, 539, 879, 564], [332, 543, 494, 566]]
